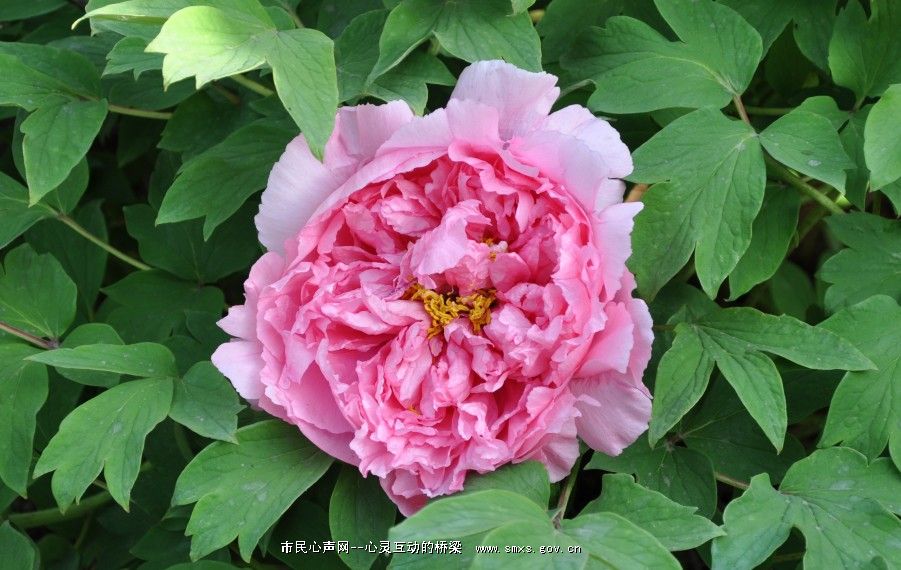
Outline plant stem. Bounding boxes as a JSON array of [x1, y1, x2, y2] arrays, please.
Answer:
[[714, 472, 750, 490], [0, 321, 57, 350], [173, 423, 194, 461], [553, 465, 580, 528], [7, 491, 113, 529], [107, 104, 173, 120], [230, 74, 275, 97], [744, 105, 793, 116], [625, 183, 648, 202], [56, 214, 152, 271], [559, 79, 592, 99], [765, 156, 846, 215], [732, 94, 751, 125]]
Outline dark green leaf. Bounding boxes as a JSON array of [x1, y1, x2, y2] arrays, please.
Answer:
[[0, 342, 48, 496], [28, 342, 178, 378], [170, 362, 243, 443], [0, 245, 76, 339], [329, 467, 396, 570]]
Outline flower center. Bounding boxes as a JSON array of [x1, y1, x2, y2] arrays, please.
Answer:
[[406, 283, 496, 338]]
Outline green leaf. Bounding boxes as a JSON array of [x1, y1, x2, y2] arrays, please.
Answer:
[[820, 213, 901, 311], [0, 342, 48, 496], [125, 204, 258, 283], [537, 0, 621, 62], [33, 377, 173, 511], [462, 461, 550, 509], [0, 522, 39, 570], [792, 0, 837, 71], [582, 473, 722, 551], [173, 420, 332, 561], [820, 296, 901, 461], [104, 36, 164, 79], [0, 171, 54, 249], [712, 448, 901, 570], [629, 108, 765, 298], [329, 467, 396, 570], [145, 2, 337, 155], [0, 42, 100, 110], [0, 245, 77, 339], [828, 0, 901, 103], [682, 377, 806, 484], [865, 84, 901, 188], [648, 328, 714, 446], [76, 0, 194, 27], [371, 0, 541, 79], [170, 361, 243, 443], [55, 323, 123, 388], [0, 0, 66, 20], [760, 108, 854, 192], [727, 187, 800, 299], [719, 0, 794, 54], [561, 0, 762, 113], [155, 118, 295, 237], [561, 513, 679, 569], [21, 99, 108, 203], [366, 51, 453, 115], [28, 342, 178, 378], [588, 435, 717, 518], [475, 521, 585, 569]]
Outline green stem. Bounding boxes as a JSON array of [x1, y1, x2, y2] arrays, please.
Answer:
[[553, 463, 580, 528], [0, 321, 57, 350], [173, 423, 194, 461], [559, 79, 592, 99], [715, 472, 750, 490], [732, 94, 751, 125], [744, 105, 794, 116], [56, 214, 152, 271], [107, 104, 173, 120], [229, 74, 275, 97], [7, 491, 113, 529], [765, 156, 845, 215]]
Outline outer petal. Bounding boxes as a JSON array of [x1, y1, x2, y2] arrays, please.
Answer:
[[542, 105, 633, 179], [592, 202, 643, 299], [572, 378, 651, 456], [324, 101, 416, 177], [256, 135, 341, 253], [211, 340, 265, 402], [450, 60, 560, 140]]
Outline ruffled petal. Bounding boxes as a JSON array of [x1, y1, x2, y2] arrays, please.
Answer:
[[542, 105, 633, 179], [211, 340, 265, 402], [572, 378, 651, 456], [256, 135, 341, 253], [324, 101, 416, 176], [451, 60, 559, 140], [592, 202, 643, 298]]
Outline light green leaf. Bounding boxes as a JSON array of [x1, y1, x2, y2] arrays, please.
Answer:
[[828, 0, 901, 102], [561, 513, 680, 569], [104, 36, 163, 79], [475, 521, 585, 570], [21, 99, 108, 204], [170, 362, 243, 443], [75, 0, 194, 27], [371, 0, 541, 79], [462, 461, 550, 509], [820, 213, 901, 311], [55, 323, 123, 388], [648, 328, 714, 446], [712, 448, 901, 570], [28, 342, 178, 379], [582, 473, 722, 551], [0, 245, 76, 340], [155, 118, 295, 237], [146, 2, 337, 155], [865, 84, 901, 188], [760, 108, 854, 192], [33, 377, 173, 511], [0, 171, 54, 249], [0, 342, 48, 496], [329, 467, 397, 570], [561, 0, 762, 113], [728, 187, 800, 299], [173, 420, 332, 561], [629, 108, 765, 298], [820, 296, 901, 461], [588, 435, 717, 518], [0, 522, 39, 570]]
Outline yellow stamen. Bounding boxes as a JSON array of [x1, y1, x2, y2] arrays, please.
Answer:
[[405, 283, 496, 338]]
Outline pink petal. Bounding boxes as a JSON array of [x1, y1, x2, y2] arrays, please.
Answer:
[[256, 135, 341, 253], [572, 378, 651, 456], [592, 202, 643, 298], [324, 101, 416, 176], [576, 302, 635, 378], [211, 340, 265, 402], [542, 105, 633, 179], [451, 60, 560, 139]]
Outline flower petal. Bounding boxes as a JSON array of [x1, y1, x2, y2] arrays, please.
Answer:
[[325, 101, 416, 176], [211, 340, 265, 402], [451, 60, 559, 140], [572, 378, 651, 456]]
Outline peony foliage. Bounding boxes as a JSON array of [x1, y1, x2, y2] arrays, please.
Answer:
[[0, 0, 900, 569]]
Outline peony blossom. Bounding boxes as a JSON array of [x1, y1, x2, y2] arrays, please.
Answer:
[[212, 60, 653, 514]]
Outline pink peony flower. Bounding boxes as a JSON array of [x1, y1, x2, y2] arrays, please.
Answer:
[[212, 60, 653, 514]]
